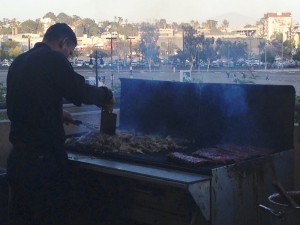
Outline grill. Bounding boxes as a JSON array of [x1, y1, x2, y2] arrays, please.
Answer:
[[67, 78, 295, 225]]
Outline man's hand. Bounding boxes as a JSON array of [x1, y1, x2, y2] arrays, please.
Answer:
[[103, 96, 116, 113]]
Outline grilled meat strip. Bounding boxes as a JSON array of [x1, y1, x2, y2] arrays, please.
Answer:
[[65, 130, 187, 154], [168, 152, 213, 166]]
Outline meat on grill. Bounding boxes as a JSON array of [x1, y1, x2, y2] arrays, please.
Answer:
[[65, 130, 187, 154], [168, 144, 275, 166], [167, 152, 213, 166], [192, 148, 237, 164]]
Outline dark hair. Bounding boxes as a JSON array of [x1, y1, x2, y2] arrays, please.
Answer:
[[43, 23, 77, 46]]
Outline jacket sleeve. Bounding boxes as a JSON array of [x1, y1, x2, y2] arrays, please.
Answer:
[[50, 53, 113, 108], [71, 71, 113, 107]]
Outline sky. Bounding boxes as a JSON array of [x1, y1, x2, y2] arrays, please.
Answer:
[[0, 0, 300, 26]]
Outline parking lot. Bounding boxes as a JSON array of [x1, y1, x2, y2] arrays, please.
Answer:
[[1, 67, 300, 95]]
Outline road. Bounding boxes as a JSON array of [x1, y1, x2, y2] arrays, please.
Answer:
[[2, 68, 300, 95]]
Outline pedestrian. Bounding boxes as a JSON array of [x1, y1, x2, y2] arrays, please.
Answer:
[[226, 71, 230, 78], [6, 23, 115, 225]]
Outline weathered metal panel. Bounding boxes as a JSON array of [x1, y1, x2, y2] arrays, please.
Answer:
[[210, 149, 294, 225]]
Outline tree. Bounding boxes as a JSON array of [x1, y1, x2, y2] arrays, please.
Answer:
[[292, 50, 300, 62], [8, 45, 22, 58], [202, 37, 216, 70], [203, 20, 218, 30], [182, 25, 199, 69], [260, 49, 275, 64], [157, 19, 167, 29], [221, 19, 229, 32], [43, 12, 57, 21], [270, 32, 292, 60], [117, 17, 123, 25], [72, 15, 82, 22], [139, 23, 159, 70], [190, 20, 200, 29], [20, 20, 38, 33], [81, 18, 98, 36], [57, 12, 73, 24], [0, 40, 21, 60], [258, 39, 266, 60]]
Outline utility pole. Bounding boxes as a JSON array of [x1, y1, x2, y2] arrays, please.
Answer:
[[281, 32, 284, 71], [264, 44, 267, 72], [126, 37, 135, 75], [106, 37, 117, 89], [28, 36, 31, 50], [227, 42, 230, 69], [95, 50, 98, 87]]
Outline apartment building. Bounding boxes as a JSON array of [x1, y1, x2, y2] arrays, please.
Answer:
[[262, 12, 293, 41]]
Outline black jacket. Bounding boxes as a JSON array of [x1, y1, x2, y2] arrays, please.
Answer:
[[6, 42, 112, 148]]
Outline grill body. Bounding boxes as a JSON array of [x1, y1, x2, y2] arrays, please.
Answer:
[[67, 79, 295, 225]]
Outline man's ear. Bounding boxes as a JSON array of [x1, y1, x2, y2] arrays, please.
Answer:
[[58, 39, 65, 48], [58, 38, 68, 48]]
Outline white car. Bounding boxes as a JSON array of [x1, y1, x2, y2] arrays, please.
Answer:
[[75, 60, 84, 67], [85, 77, 105, 87], [1, 62, 10, 67]]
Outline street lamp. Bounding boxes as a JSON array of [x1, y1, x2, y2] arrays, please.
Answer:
[[106, 37, 117, 89], [281, 32, 284, 71], [28, 35, 31, 50], [126, 37, 135, 75], [227, 42, 230, 69], [264, 44, 267, 72], [245, 30, 254, 60]]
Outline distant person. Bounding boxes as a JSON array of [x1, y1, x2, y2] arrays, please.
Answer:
[[226, 71, 230, 78], [6, 23, 115, 225]]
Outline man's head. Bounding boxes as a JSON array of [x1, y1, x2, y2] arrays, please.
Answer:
[[43, 23, 77, 58]]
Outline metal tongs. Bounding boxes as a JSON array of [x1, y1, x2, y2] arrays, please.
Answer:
[[72, 120, 100, 130], [272, 180, 299, 208]]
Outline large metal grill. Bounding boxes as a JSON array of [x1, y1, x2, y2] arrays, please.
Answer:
[[67, 78, 295, 225]]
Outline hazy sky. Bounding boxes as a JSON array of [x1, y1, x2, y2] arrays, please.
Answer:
[[1, 0, 299, 25]]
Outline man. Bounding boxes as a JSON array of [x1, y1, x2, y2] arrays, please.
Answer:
[[6, 23, 115, 225]]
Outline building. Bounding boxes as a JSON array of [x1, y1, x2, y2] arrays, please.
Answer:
[[262, 12, 293, 41], [157, 28, 183, 57]]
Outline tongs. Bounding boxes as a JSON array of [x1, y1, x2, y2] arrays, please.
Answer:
[[272, 180, 299, 208], [72, 120, 100, 130]]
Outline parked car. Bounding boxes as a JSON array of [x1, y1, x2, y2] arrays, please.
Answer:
[[1, 61, 11, 67], [75, 60, 84, 67]]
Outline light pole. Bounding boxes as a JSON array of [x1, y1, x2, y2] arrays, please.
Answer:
[[227, 42, 230, 69], [126, 37, 135, 75], [106, 37, 117, 89], [281, 32, 284, 71], [264, 44, 267, 72], [28, 35, 31, 50], [95, 50, 98, 87], [246, 30, 254, 60]]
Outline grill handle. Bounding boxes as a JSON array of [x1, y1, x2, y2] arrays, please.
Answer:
[[272, 181, 299, 208], [259, 204, 285, 219]]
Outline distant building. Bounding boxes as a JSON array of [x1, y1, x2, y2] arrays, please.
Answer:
[[262, 12, 293, 40], [157, 28, 183, 57], [158, 29, 174, 37], [40, 17, 55, 34]]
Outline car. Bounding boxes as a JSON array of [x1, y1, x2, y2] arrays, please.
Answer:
[[1, 62, 11, 67], [85, 77, 105, 87], [75, 60, 84, 67]]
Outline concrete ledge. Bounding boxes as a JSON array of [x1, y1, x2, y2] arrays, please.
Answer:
[[0, 120, 12, 168]]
